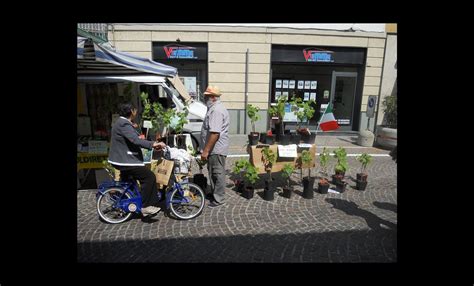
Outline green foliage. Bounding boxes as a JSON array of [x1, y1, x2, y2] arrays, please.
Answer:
[[261, 147, 276, 170], [247, 104, 261, 133], [232, 159, 250, 177], [290, 97, 316, 128], [188, 145, 207, 171], [356, 153, 372, 173], [382, 95, 397, 128], [281, 163, 295, 188], [319, 147, 330, 177], [333, 147, 349, 173], [244, 164, 259, 185], [269, 96, 287, 119], [102, 160, 116, 179], [300, 150, 313, 178], [173, 107, 189, 135]]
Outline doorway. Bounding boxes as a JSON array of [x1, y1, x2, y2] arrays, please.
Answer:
[[330, 72, 358, 131]]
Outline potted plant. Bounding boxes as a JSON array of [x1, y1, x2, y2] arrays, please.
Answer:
[[356, 153, 372, 191], [162, 108, 177, 147], [281, 163, 295, 198], [289, 96, 302, 144], [269, 96, 289, 144], [318, 147, 330, 194], [300, 150, 314, 199], [243, 164, 259, 199], [376, 93, 397, 149], [262, 146, 277, 201], [232, 158, 250, 193], [188, 145, 208, 193], [247, 104, 261, 146], [173, 107, 189, 150], [265, 129, 275, 145], [332, 147, 348, 185], [299, 100, 316, 144]]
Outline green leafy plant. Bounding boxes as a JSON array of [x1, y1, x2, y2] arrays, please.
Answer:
[[319, 147, 331, 178], [232, 158, 251, 184], [356, 153, 372, 174], [173, 107, 189, 135], [300, 150, 313, 179], [244, 164, 259, 185], [281, 163, 295, 189], [333, 147, 349, 174], [247, 104, 261, 133], [269, 96, 288, 135], [382, 95, 397, 128], [261, 147, 277, 182]]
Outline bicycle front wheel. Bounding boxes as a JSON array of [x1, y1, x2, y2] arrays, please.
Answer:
[[169, 182, 205, 220]]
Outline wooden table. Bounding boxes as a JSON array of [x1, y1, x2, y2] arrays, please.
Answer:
[[247, 144, 317, 175]]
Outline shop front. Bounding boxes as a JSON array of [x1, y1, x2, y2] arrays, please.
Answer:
[[271, 45, 367, 132], [152, 42, 208, 102]]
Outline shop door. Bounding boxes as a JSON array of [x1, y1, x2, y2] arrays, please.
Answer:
[[330, 72, 357, 131]]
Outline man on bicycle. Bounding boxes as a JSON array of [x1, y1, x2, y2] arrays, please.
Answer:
[[108, 103, 166, 216]]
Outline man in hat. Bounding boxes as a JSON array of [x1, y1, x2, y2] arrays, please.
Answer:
[[200, 86, 230, 208]]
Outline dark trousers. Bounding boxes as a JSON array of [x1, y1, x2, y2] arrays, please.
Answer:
[[114, 165, 159, 208]]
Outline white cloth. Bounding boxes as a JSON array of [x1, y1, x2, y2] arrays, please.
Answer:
[[163, 146, 192, 173]]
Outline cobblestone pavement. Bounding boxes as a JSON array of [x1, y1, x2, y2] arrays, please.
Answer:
[[78, 156, 397, 263]]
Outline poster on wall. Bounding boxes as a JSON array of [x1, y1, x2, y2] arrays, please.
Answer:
[[310, 92, 316, 101], [289, 80, 295, 89], [275, 80, 282, 88], [275, 91, 281, 100], [304, 92, 310, 101], [283, 80, 289, 89], [297, 81, 304, 89], [181, 77, 197, 98], [324, 90, 330, 99], [88, 140, 109, 154], [311, 81, 317, 90], [304, 81, 311, 89], [141, 148, 153, 164], [282, 91, 289, 98]]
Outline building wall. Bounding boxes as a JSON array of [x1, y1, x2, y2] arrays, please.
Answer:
[[376, 33, 397, 127], [108, 25, 388, 133]]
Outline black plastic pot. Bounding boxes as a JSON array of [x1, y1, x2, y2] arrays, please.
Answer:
[[175, 135, 187, 150], [264, 179, 275, 201], [357, 173, 368, 182], [279, 134, 291, 145], [166, 135, 175, 147], [282, 187, 292, 198], [318, 182, 329, 194], [332, 174, 344, 185], [302, 177, 315, 199], [248, 133, 259, 146], [301, 133, 316, 144], [259, 132, 266, 143], [335, 181, 347, 193], [291, 133, 301, 144], [265, 135, 275, 145], [193, 174, 207, 194], [235, 181, 245, 193], [356, 180, 368, 191], [243, 186, 254, 199]]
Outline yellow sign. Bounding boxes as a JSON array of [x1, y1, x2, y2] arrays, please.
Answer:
[[77, 153, 109, 170]]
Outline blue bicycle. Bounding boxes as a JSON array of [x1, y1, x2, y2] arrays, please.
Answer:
[[96, 160, 205, 224]]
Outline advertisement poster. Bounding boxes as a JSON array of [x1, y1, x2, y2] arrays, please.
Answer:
[[324, 90, 330, 99], [289, 80, 295, 89], [141, 148, 153, 164], [182, 77, 197, 98], [275, 91, 281, 100], [282, 91, 289, 98], [283, 80, 289, 89], [304, 81, 311, 89], [276, 80, 282, 88], [88, 140, 108, 154], [310, 92, 316, 101], [304, 92, 310, 101], [311, 81, 317, 90], [297, 81, 304, 89]]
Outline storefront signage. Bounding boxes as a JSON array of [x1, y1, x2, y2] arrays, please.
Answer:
[[77, 153, 109, 170], [153, 42, 208, 61], [366, 96, 377, 118], [272, 45, 366, 65], [303, 48, 334, 62], [337, 119, 351, 125]]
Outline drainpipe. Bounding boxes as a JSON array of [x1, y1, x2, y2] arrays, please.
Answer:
[[244, 49, 249, 134]]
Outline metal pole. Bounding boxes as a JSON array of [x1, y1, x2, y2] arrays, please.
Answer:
[[244, 49, 249, 134]]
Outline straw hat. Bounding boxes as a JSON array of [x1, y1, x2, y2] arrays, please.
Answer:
[[203, 86, 222, 97]]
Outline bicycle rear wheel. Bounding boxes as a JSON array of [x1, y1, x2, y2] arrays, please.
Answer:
[[97, 187, 133, 224], [169, 182, 205, 220]]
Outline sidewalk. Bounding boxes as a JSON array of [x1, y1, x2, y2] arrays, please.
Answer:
[[228, 134, 390, 155]]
